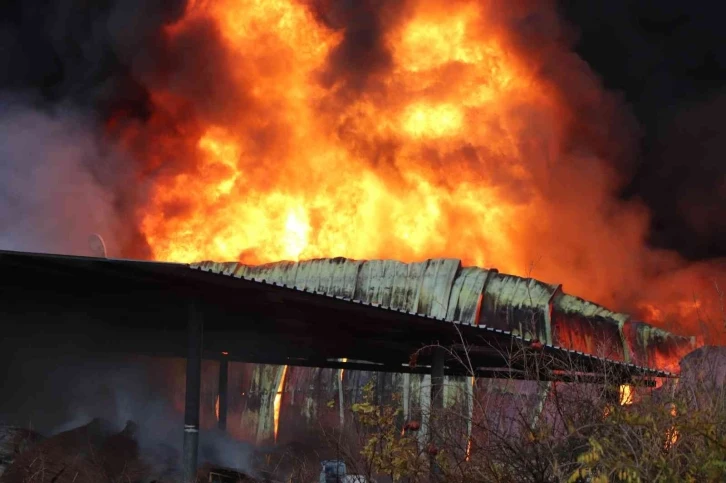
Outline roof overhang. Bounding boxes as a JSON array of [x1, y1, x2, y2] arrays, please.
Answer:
[[0, 249, 673, 383]]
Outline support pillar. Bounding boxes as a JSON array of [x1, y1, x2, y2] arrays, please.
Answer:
[[430, 347, 445, 480], [218, 352, 229, 431], [431, 348, 445, 410], [183, 301, 203, 483]]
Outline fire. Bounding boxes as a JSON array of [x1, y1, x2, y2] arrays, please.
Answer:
[[138, 0, 538, 269], [273, 365, 288, 443], [215, 395, 220, 421], [619, 384, 633, 406], [604, 384, 634, 418], [665, 403, 679, 449], [107, 0, 723, 339]]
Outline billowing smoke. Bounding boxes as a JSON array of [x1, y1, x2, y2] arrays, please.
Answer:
[[0, 97, 130, 256], [559, 0, 726, 261]]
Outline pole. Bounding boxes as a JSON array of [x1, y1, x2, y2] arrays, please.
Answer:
[[430, 346, 445, 480], [183, 300, 203, 483], [218, 352, 229, 431]]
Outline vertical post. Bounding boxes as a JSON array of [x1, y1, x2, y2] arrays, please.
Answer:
[[430, 347, 445, 479], [183, 301, 203, 483], [218, 352, 229, 431], [431, 348, 445, 410]]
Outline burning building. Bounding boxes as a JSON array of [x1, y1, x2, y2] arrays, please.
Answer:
[[0, 0, 724, 479], [187, 256, 697, 446], [0, 249, 692, 467]]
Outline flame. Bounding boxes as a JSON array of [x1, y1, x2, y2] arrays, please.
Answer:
[[273, 365, 288, 443], [604, 384, 634, 417], [664, 403, 679, 449], [619, 384, 633, 406], [139, 0, 540, 268], [109, 0, 724, 339]]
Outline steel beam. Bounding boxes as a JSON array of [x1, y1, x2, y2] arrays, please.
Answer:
[[218, 352, 229, 431], [183, 301, 203, 483]]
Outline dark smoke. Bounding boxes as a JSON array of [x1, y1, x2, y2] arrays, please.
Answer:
[[0, 0, 189, 258], [559, 0, 726, 260]]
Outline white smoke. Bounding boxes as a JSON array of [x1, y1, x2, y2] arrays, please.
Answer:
[[40, 355, 253, 478], [0, 96, 127, 257]]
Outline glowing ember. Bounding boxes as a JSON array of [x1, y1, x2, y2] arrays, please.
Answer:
[[215, 395, 220, 421], [273, 365, 288, 443]]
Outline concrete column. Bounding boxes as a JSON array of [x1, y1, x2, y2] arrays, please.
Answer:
[[218, 352, 229, 431], [183, 301, 203, 483]]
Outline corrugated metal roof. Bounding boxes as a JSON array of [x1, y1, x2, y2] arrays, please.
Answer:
[[191, 257, 680, 377]]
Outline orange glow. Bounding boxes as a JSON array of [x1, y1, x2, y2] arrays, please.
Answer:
[[273, 365, 288, 443], [215, 395, 220, 421], [664, 404, 679, 450], [110, 0, 723, 341], [139, 0, 541, 269], [619, 385, 633, 406], [465, 376, 476, 461], [339, 358, 348, 383]]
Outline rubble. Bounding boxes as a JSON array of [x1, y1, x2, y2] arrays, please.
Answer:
[[0, 419, 146, 483], [0, 425, 43, 477], [0, 419, 278, 483]]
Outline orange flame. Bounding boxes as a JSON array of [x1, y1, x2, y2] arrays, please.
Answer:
[[114, 0, 723, 339], [664, 403, 679, 450], [140, 0, 545, 269], [273, 365, 288, 443], [215, 395, 220, 421], [619, 384, 633, 406]]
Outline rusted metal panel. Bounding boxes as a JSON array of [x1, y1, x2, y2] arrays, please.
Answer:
[[623, 321, 696, 372], [552, 293, 630, 362]]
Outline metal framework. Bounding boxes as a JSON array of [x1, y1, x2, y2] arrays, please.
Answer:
[[0, 250, 674, 481]]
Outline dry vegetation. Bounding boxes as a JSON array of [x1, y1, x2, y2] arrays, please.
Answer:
[[305, 346, 725, 483]]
